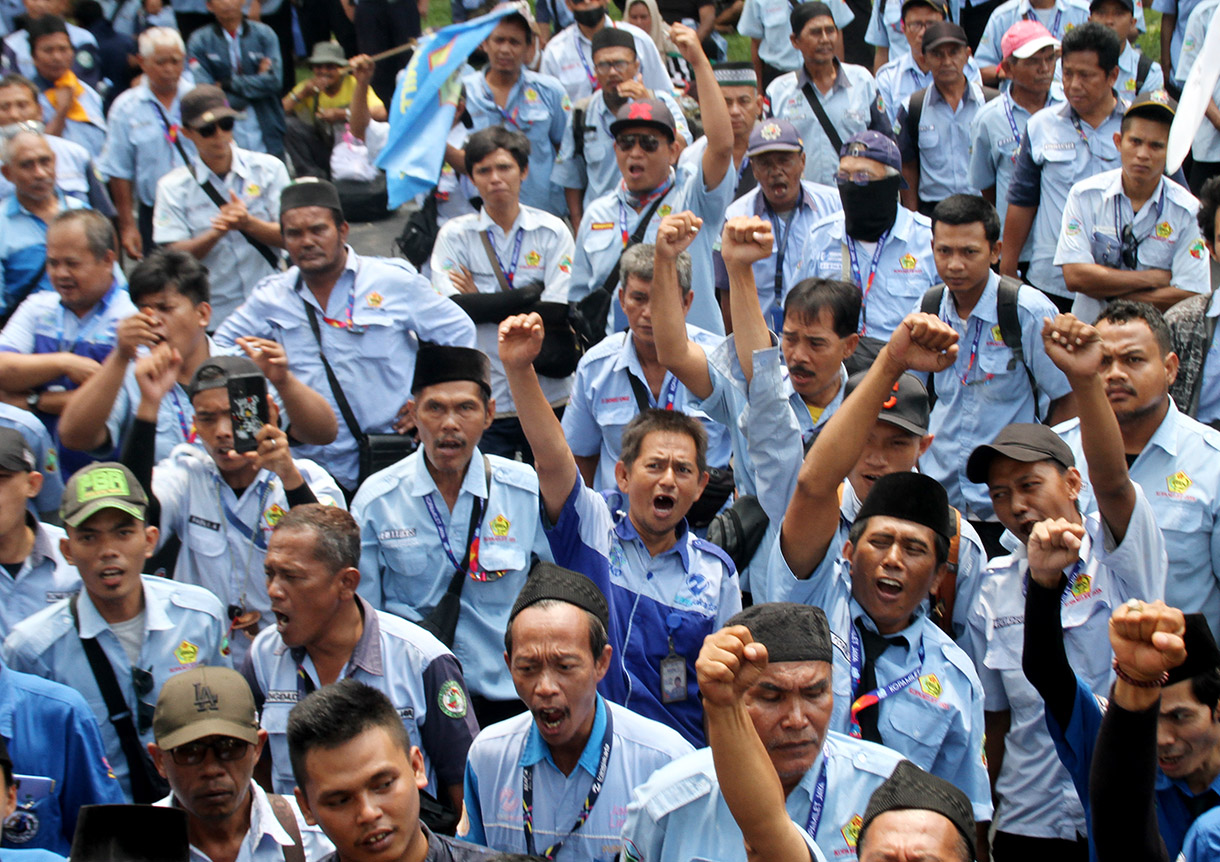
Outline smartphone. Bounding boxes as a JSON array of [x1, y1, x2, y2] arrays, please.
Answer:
[[227, 374, 269, 454]]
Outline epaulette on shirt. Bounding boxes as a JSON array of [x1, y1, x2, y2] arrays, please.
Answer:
[[643, 770, 715, 821], [165, 579, 227, 619], [690, 535, 736, 575], [486, 455, 540, 494]]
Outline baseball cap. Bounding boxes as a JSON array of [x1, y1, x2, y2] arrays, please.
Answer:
[[965, 423, 1076, 484], [840, 130, 903, 174], [900, 0, 949, 18], [746, 118, 804, 157], [153, 666, 261, 750], [922, 20, 968, 53], [1089, 0, 1134, 12], [186, 355, 263, 401], [1124, 89, 1176, 125], [845, 371, 930, 436], [180, 85, 242, 130], [1001, 20, 1060, 61], [609, 98, 677, 141], [0, 427, 36, 472], [306, 41, 348, 67], [60, 463, 148, 528]]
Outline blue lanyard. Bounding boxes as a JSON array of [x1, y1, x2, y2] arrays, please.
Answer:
[[1001, 94, 1022, 164], [423, 492, 486, 573], [660, 375, 679, 409], [803, 760, 828, 839], [168, 387, 196, 443], [1024, 6, 1063, 36], [846, 232, 891, 337], [1113, 182, 1167, 259], [211, 474, 274, 551], [575, 37, 598, 88], [958, 318, 993, 386], [765, 202, 798, 309], [847, 623, 925, 739], [488, 228, 526, 288]]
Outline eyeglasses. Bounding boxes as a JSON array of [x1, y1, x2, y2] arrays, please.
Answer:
[[615, 133, 663, 153], [132, 666, 156, 734], [902, 19, 934, 31], [170, 737, 252, 766], [196, 116, 236, 138], [594, 59, 633, 74], [835, 169, 877, 186], [1121, 223, 1140, 269]]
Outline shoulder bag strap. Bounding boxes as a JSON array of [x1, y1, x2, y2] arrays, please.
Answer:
[[150, 98, 194, 168], [626, 373, 651, 412], [1136, 51, 1154, 93], [801, 80, 843, 154], [478, 230, 514, 293], [597, 187, 674, 297], [1189, 306, 1219, 418], [304, 295, 366, 446], [573, 106, 586, 160], [996, 275, 1039, 419], [268, 794, 306, 862], [907, 88, 925, 157]]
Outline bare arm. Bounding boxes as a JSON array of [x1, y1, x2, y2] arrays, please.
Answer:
[[1062, 263, 1172, 298], [565, 188, 584, 236], [652, 214, 714, 398], [722, 216, 778, 383], [1000, 204, 1036, 276], [1122, 286, 1198, 311], [0, 352, 100, 391], [671, 24, 732, 188], [751, 39, 763, 90], [109, 178, 143, 260], [696, 4, 716, 44], [1160, 13, 1176, 77]]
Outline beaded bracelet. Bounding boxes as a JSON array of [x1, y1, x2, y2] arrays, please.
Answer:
[[1112, 658, 1169, 688]]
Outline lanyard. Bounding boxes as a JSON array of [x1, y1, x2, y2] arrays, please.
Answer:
[[1024, 6, 1062, 36], [1022, 559, 1086, 602], [168, 387, 196, 443], [1113, 182, 1167, 258], [295, 270, 365, 332], [211, 474, 274, 552], [523, 707, 614, 860], [908, 66, 926, 90], [423, 489, 487, 576], [1001, 94, 1022, 164], [765, 203, 798, 309], [958, 318, 995, 386], [574, 37, 598, 89], [618, 177, 674, 249], [847, 232, 891, 337], [803, 760, 829, 840], [211, 473, 274, 655], [660, 375, 679, 409], [150, 95, 183, 152], [847, 623, 925, 739], [487, 228, 526, 288]]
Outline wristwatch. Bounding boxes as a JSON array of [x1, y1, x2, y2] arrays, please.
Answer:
[[26, 391, 39, 411]]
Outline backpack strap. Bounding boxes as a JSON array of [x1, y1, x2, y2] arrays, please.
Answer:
[[919, 285, 945, 410], [268, 794, 306, 862], [1135, 51, 1154, 93], [996, 275, 1040, 420], [1189, 305, 1219, 418], [930, 506, 961, 636], [572, 103, 587, 160], [906, 88, 926, 158]]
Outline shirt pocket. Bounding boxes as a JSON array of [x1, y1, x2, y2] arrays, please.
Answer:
[[258, 702, 296, 790], [185, 514, 228, 560], [1040, 144, 1080, 184], [918, 126, 945, 171], [883, 690, 956, 771], [351, 322, 395, 359], [1156, 499, 1206, 541], [591, 393, 637, 442], [1090, 231, 1123, 268], [977, 343, 1030, 403], [762, 0, 789, 26], [585, 224, 620, 255]]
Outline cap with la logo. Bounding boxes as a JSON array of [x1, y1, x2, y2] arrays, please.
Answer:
[[152, 666, 260, 750]]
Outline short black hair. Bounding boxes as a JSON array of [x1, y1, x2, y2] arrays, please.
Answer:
[[1095, 299, 1174, 356], [783, 278, 861, 339], [1198, 175, 1220, 245], [504, 598, 610, 658], [931, 194, 1001, 245], [1191, 668, 1220, 712], [619, 408, 708, 475], [287, 680, 413, 794], [26, 14, 69, 49], [128, 249, 210, 306], [491, 10, 534, 44], [847, 516, 950, 568], [1060, 21, 1121, 73], [464, 126, 530, 174]]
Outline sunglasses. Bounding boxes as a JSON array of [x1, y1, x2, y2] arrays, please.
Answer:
[[196, 116, 236, 138], [1121, 224, 1140, 270], [170, 736, 252, 766], [615, 133, 663, 153]]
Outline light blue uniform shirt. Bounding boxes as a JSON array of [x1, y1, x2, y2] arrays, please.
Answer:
[[897, 81, 989, 202], [738, 0, 854, 72], [562, 327, 732, 492], [461, 68, 570, 215], [1057, 404, 1220, 644], [621, 734, 900, 862], [917, 272, 1071, 519], [245, 594, 479, 796], [1054, 169, 1208, 322], [3, 23, 99, 83], [1154, 0, 1210, 70], [875, 52, 984, 128], [1, 575, 230, 801], [0, 402, 65, 516], [553, 89, 692, 213], [352, 448, 551, 702], [214, 249, 477, 490], [969, 92, 1062, 239], [98, 79, 198, 208], [539, 19, 670, 103], [1115, 43, 1164, 96], [1174, 0, 1218, 84], [794, 205, 937, 342], [766, 63, 888, 187], [766, 535, 992, 819], [1007, 97, 1126, 299], [712, 181, 842, 319], [1193, 291, 1220, 424], [0, 193, 88, 315], [0, 135, 95, 205], [34, 75, 107, 154], [573, 160, 734, 336], [963, 489, 1166, 839], [463, 697, 694, 862], [0, 520, 76, 640], [974, 0, 1091, 67]]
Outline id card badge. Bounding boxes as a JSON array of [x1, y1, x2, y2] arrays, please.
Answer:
[[660, 638, 687, 704], [4, 775, 54, 844], [12, 775, 55, 804]]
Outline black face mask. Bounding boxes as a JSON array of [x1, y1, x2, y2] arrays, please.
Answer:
[[573, 5, 606, 26], [838, 174, 901, 242]]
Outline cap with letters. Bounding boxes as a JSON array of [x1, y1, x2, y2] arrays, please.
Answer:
[[153, 666, 261, 750], [60, 463, 148, 528]]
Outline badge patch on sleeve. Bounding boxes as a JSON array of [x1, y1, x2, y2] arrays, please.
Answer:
[[438, 680, 467, 718]]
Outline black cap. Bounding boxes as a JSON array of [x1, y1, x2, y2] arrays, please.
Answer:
[[609, 98, 677, 140], [790, 1, 835, 36], [900, 0, 949, 18], [280, 177, 345, 220], [186, 355, 262, 400], [922, 20, 968, 53], [411, 345, 492, 398], [1165, 614, 1220, 687], [1089, 0, 1134, 11], [726, 603, 833, 663], [180, 85, 242, 130], [69, 805, 190, 862], [845, 371, 930, 436], [861, 761, 976, 859], [854, 472, 952, 541], [0, 427, 36, 472], [509, 560, 610, 632], [591, 27, 636, 56], [965, 423, 1075, 485]]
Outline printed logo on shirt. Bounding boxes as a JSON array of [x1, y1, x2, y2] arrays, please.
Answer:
[[1124, 77, 1137, 91], [103, 755, 116, 780], [525, 250, 541, 267], [1155, 221, 1173, 239], [918, 673, 942, 699], [659, 205, 672, 217], [525, 87, 539, 102], [841, 814, 863, 848], [991, 324, 1003, 342], [189, 515, 221, 531], [899, 254, 917, 270], [174, 640, 199, 665], [1070, 573, 1092, 597], [1191, 239, 1207, 260], [1168, 470, 1193, 493], [490, 514, 510, 536], [265, 504, 287, 529], [438, 679, 468, 718], [1065, 220, 1082, 236], [559, 255, 572, 273], [246, 183, 261, 198], [368, 292, 384, 307]]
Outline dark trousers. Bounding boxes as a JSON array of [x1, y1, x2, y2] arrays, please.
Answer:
[[138, 202, 156, 258], [761, 61, 788, 92], [355, 0, 420, 106], [1191, 159, 1220, 196], [261, 2, 297, 95], [284, 115, 334, 178], [992, 832, 1088, 862], [959, 0, 1005, 50], [840, 0, 874, 68], [298, 0, 358, 59], [174, 11, 214, 45], [967, 519, 1009, 560]]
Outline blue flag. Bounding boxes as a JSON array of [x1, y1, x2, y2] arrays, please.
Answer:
[[377, 5, 518, 208]]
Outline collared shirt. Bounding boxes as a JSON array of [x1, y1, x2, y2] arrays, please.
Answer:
[[186, 20, 285, 156], [0, 135, 95, 206], [214, 248, 476, 489], [553, 89, 693, 212], [462, 68, 570, 214], [151, 443, 345, 667], [875, 52, 984, 128], [539, 19, 670, 103], [896, 81, 990, 203], [98, 79, 198, 207], [430, 205, 575, 414], [1174, 0, 1219, 84], [245, 594, 479, 796], [352, 448, 550, 702], [0, 661, 124, 854], [155, 781, 334, 862], [1192, 291, 1220, 424], [621, 734, 899, 862], [463, 697, 694, 862], [573, 158, 734, 337], [969, 92, 1063, 238], [765, 537, 992, 819], [766, 63, 890, 187], [1057, 403, 1220, 645], [1156, 768, 1220, 859], [794, 206, 937, 342], [1, 575, 230, 800], [963, 488, 1166, 839], [2, 22, 101, 88], [917, 272, 1072, 518], [152, 144, 289, 326], [1116, 43, 1164, 96], [739, 0, 854, 71], [712, 181, 842, 318], [1154, 0, 1210, 69], [1054, 169, 1208, 322], [0, 519, 77, 639], [544, 477, 741, 745], [318, 826, 501, 862], [975, 0, 1091, 66], [1007, 96, 1126, 298], [0, 193, 88, 315], [34, 74, 107, 154], [0, 402, 64, 516], [563, 327, 732, 492]]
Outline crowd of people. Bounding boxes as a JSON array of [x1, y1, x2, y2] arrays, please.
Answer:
[[1, 0, 1220, 860]]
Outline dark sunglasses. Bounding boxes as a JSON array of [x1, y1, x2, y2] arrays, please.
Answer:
[[1121, 223, 1140, 270], [615, 133, 663, 153], [196, 116, 236, 138], [170, 736, 252, 766]]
